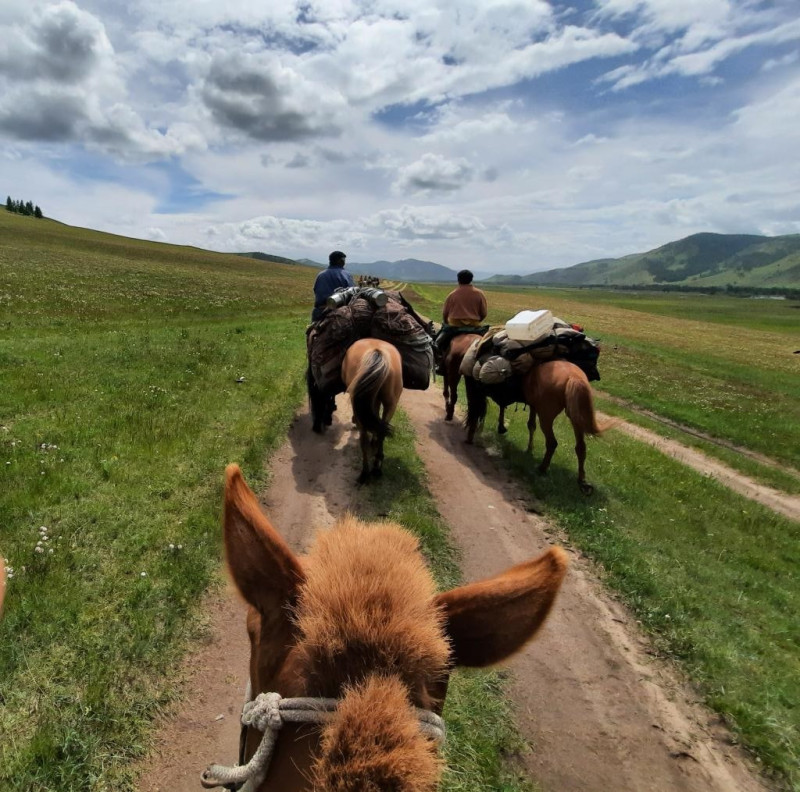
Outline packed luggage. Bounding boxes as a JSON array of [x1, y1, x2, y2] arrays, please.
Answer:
[[461, 311, 601, 386], [307, 288, 434, 396]]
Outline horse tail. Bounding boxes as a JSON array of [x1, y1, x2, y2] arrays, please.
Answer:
[[349, 349, 392, 437], [564, 376, 615, 436], [464, 374, 487, 432]]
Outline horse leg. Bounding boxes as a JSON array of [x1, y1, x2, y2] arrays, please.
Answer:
[[574, 427, 592, 495], [323, 394, 335, 426], [526, 411, 536, 453], [497, 404, 507, 434], [537, 415, 558, 475], [445, 371, 459, 422], [372, 429, 385, 478], [357, 428, 372, 484]]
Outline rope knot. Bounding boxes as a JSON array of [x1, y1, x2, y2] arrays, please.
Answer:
[[243, 691, 283, 732]]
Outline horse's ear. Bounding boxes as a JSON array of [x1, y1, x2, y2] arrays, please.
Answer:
[[435, 547, 567, 668], [223, 464, 305, 614]]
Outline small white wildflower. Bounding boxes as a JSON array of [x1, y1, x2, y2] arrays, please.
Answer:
[[169, 543, 175, 550], [140, 571, 147, 577], [48, 548, 54, 555], [177, 544, 183, 550], [36, 541, 42, 547], [34, 546, 44, 554]]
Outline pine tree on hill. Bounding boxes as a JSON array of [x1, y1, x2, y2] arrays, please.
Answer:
[[34, 205, 42, 218], [5, 196, 11, 212]]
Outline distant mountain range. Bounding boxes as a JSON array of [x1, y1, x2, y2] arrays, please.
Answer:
[[239, 232, 800, 290], [239, 253, 491, 283], [484, 233, 800, 289]]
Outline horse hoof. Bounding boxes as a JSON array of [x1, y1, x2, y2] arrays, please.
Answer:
[[312, 422, 324, 434], [498, 425, 508, 435], [323, 415, 333, 426], [357, 472, 370, 485], [372, 467, 383, 479], [579, 482, 594, 495], [537, 465, 548, 475], [445, 413, 453, 422]]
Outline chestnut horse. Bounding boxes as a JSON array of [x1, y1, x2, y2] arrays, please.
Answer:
[[466, 358, 614, 494], [202, 465, 567, 792], [342, 338, 403, 483], [442, 332, 483, 422]]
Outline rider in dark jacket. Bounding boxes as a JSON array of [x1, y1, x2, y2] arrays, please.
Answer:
[[312, 251, 355, 321]]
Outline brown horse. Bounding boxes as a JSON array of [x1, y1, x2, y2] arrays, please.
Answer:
[[342, 338, 403, 483], [442, 332, 483, 422], [466, 359, 615, 494], [202, 465, 567, 792]]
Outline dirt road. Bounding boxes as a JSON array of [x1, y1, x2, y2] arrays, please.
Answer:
[[138, 390, 771, 792]]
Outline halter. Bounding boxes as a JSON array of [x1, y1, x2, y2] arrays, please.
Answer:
[[201, 687, 447, 792]]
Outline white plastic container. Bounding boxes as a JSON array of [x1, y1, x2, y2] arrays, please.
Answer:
[[505, 309, 553, 342]]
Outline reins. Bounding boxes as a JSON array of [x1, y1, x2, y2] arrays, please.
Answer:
[[201, 688, 446, 792]]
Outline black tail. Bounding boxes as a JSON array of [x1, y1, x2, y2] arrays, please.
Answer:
[[350, 350, 392, 437]]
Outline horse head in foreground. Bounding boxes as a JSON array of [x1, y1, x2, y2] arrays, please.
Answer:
[[342, 338, 403, 483], [203, 465, 567, 792]]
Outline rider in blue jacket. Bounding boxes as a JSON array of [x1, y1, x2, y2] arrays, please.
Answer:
[[312, 251, 355, 321]]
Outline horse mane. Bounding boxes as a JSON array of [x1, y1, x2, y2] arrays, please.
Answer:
[[293, 515, 451, 699]]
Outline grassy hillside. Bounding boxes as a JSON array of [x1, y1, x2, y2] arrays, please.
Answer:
[[488, 232, 800, 290]]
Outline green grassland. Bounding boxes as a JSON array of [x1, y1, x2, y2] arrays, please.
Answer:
[[0, 211, 535, 791], [2, 210, 799, 789], [478, 408, 799, 788]]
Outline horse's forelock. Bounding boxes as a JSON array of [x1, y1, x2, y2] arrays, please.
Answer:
[[293, 517, 450, 698]]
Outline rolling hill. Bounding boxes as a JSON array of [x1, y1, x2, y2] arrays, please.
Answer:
[[485, 233, 800, 289]]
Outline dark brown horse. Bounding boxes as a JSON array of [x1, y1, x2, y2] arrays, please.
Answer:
[[442, 332, 483, 422], [203, 465, 567, 792], [466, 359, 615, 494], [342, 338, 403, 483]]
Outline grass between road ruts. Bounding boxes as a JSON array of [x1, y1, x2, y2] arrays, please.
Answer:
[[353, 410, 537, 792], [471, 398, 799, 790]]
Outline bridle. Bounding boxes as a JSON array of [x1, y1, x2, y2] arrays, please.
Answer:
[[201, 685, 447, 792]]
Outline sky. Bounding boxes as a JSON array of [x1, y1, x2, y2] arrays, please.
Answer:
[[1, 1, 799, 275]]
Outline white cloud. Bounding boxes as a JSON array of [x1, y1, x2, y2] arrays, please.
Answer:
[[1, 1, 798, 275], [394, 153, 475, 195]]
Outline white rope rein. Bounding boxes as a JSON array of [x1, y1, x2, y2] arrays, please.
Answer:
[[200, 690, 446, 792]]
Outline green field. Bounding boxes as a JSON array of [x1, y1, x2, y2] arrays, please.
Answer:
[[2, 210, 799, 790]]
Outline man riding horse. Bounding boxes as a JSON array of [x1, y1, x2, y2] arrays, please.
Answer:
[[434, 269, 488, 375]]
